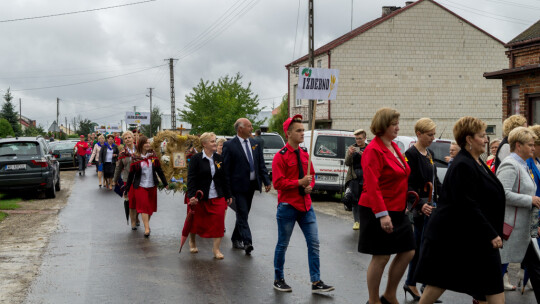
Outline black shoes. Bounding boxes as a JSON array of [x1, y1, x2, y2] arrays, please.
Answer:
[[273, 279, 292, 292], [232, 240, 244, 249], [131, 227, 137, 231], [311, 280, 334, 293], [403, 285, 421, 301], [244, 243, 254, 255]]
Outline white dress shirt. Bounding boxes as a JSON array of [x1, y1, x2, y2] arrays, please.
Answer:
[[202, 151, 218, 199], [237, 135, 256, 181], [105, 147, 113, 162], [139, 154, 155, 188]]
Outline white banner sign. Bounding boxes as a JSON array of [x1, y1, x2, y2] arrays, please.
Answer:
[[125, 112, 150, 125], [95, 125, 107, 134], [106, 123, 121, 133], [296, 67, 339, 100]]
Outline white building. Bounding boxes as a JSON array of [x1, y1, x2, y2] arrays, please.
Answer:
[[286, 0, 507, 137]]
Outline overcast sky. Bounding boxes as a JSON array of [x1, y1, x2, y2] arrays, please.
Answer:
[[0, 0, 538, 130]]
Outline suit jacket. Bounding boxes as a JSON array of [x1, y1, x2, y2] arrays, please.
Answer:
[[223, 136, 271, 193], [359, 136, 411, 216], [99, 143, 119, 164], [187, 152, 231, 201], [424, 149, 505, 247], [124, 154, 168, 194]]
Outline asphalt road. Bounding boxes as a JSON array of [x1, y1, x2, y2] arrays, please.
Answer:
[[24, 168, 537, 304]]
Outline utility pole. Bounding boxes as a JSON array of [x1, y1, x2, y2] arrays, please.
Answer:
[[165, 58, 178, 129], [56, 98, 59, 139], [351, 0, 354, 31], [65, 117, 68, 135], [19, 98, 21, 130], [147, 87, 154, 137], [307, 0, 315, 130]]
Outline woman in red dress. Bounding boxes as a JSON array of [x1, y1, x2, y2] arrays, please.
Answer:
[[124, 136, 168, 237], [186, 132, 232, 259]]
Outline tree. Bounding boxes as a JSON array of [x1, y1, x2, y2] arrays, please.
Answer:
[[179, 73, 264, 135], [1, 88, 22, 136], [0, 118, 14, 138], [268, 94, 289, 138], [24, 125, 46, 137], [140, 106, 162, 138], [78, 119, 96, 136]]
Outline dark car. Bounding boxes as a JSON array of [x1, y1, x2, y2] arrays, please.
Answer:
[[257, 132, 285, 176], [51, 141, 78, 168], [0, 136, 60, 198]]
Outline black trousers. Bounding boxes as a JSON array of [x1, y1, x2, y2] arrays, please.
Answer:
[[522, 242, 540, 303], [231, 180, 258, 245]]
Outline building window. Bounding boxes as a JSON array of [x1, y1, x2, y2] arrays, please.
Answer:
[[530, 96, 540, 125], [294, 84, 302, 107], [486, 125, 496, 135], [317, 99, 325, 104], [317, 60, 322, 68], [509, 86, 520, 115]]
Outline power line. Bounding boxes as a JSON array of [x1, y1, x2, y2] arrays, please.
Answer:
[[439, 0, 534, 25], [482, 0, 540, 10], [0, 64, 159, 80], [0, 0, 157, 23], [11, 64, 166, 92]]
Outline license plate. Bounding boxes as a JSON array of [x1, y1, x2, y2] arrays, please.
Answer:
[[5, 164, 26, 170], [62, 153, 71, 158], [315, 175, 338, 182], [264, 153, 274, 158]]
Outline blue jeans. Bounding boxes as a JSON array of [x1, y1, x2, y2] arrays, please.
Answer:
[[274, 203, 320, 282]]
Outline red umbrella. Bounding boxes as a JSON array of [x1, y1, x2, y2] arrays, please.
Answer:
[[179, 190, 203, 253]]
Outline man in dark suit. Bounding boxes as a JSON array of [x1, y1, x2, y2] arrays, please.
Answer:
[[223, 118, 271, 255]]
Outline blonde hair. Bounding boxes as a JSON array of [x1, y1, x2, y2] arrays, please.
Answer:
[[122, 130, 134, 140], [508, 127, 537, 152], [370, 107, 400, 136], [529, 125, 540, 145], [98, 135, 105, 142], [414, 118, 436, 134], [503, 115, 527, 137], [354, 129, 366, 137], [489, 138, 501, 148], [200, 132, 216, 145], [216, 137, 227, 146], [453, 116, 487, 149]]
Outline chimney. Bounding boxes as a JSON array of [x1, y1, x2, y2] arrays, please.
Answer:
[[382, 6, 401, 17], [405, 1, 414, 5]]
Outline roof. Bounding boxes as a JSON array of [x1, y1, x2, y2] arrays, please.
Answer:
[[483, 64, 540, 79], [507, 19, 540, 47], [286, 0, 504, 68]]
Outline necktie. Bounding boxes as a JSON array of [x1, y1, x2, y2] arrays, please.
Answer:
[[244, 139, 255, 172], [295, 149, 306, 196]]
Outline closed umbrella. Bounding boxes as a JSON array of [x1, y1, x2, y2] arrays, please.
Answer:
[[179, 190, 204, 253], [113, 177, 129, 223]]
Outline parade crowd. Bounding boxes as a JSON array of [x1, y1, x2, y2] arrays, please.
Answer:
[[70, 109, 540, 303]]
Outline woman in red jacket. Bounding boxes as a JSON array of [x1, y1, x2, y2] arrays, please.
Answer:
[[358, 108, 415, 304]]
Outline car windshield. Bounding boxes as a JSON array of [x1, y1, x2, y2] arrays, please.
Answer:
[[430, 141, 450, 164], [54, 142, 77, 150], [261, 135, 284, 150], [0, 142, 40, 156]]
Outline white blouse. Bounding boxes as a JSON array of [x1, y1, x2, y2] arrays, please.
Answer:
[[139, 154, 154, 188]]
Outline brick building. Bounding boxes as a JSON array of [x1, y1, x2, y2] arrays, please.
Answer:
[[286, 0, 507, 137], [484, 20, 540, 124]]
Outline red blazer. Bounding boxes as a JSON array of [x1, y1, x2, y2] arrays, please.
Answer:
[[359, 136, 410, 216]]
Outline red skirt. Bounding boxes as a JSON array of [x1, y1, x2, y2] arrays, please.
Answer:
[[124, 182, 137, 209], [132, 186, 158, 215], [189, 197, 227, 238]]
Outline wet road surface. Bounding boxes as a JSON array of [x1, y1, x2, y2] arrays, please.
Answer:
[[25, 169, 537, 303]]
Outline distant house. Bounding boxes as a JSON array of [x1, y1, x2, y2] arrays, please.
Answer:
[[19, 115, 36, 131], [59, 124, 75, 135], [48, 121, 61, 133], [484, 19, 540, 124], [286, 0, 507, 137]]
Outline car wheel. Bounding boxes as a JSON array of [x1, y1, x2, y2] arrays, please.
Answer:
[[55, 174, 61, 191], [46, 181, 56, 199]]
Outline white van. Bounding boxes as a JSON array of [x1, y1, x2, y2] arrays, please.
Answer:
[[299, 129, 356, 195]]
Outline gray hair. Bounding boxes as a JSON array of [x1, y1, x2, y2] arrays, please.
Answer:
[[234, 119, 244, 132], [200, 132, 216, 145]]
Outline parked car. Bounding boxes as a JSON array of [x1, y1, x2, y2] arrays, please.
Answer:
[[300, 129, 356, 195], [255, 132, 285, 176], [0, 136, 60, 198], [392, 136, 451, 182], [51, 141, 78, 168]]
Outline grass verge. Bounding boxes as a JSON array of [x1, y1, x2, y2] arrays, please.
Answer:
[[0, 193, 22, 222]]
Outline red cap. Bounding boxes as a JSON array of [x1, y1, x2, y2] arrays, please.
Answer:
[[80, 135, 85, 138], [283, 114, 303, 138]]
